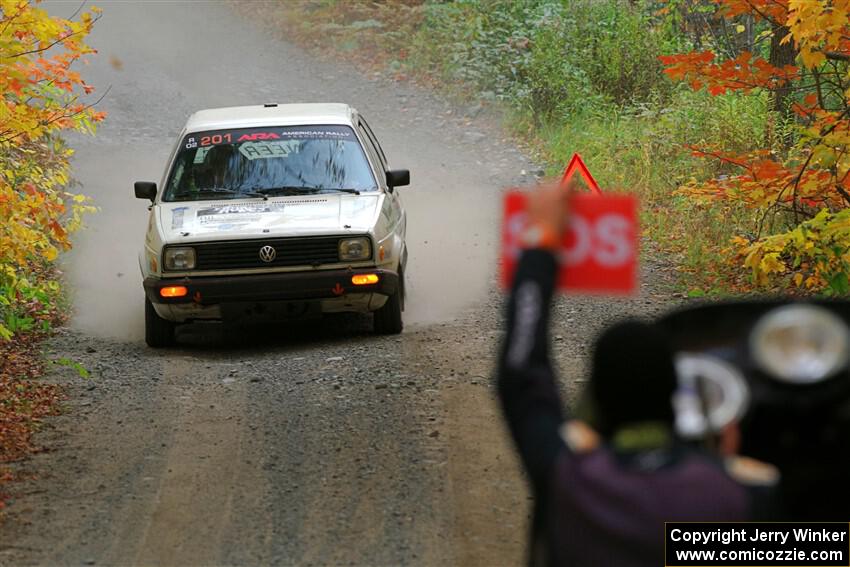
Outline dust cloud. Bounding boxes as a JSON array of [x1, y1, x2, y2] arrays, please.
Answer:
[[401, 187, 500, 325], [375, 110, 507, 326], [64, 145, 168, 341]]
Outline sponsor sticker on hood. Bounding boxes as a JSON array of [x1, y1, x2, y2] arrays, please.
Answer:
[[196, 202, 287, 230], [171, 207, 189, 230]]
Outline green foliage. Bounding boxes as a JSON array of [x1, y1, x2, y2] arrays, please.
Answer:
[[408, 0, 673, 120], [560, 1, 668, 105], [52, 357, 91, 380], [520, 17, 603, 119], [408, 1, 539, 99]]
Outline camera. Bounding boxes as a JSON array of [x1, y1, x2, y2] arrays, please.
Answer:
[[658, 300, 850, 520]]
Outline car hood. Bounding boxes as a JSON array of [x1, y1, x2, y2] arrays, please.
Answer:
[[158, 194, 382, 243]]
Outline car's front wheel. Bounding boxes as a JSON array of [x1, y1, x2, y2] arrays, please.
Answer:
[[145, 297, 176, 347], [373, 270, 404, 335]]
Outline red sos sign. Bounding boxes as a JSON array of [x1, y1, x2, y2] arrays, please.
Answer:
[[501, 192, 638, 295]]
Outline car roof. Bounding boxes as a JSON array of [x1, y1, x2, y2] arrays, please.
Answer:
[[184, 103, 358, 133]]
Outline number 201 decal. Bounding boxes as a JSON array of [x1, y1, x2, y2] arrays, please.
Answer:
[[199, 133, 232, 147]]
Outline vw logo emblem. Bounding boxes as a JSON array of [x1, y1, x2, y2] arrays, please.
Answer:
[[259, 245, 277, 263]]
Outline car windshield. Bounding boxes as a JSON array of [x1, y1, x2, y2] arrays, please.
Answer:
[[163, 125, 378, 201]]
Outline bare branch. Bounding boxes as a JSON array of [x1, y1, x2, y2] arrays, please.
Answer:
[[66, 1, 88, 22]]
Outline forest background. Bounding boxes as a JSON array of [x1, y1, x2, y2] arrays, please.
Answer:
[[274, 0, 850, 296]]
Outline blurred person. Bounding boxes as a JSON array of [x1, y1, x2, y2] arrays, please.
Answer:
[[496, 183, 780, 566]]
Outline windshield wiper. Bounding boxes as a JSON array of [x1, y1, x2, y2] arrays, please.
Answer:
[[256, 186, 362, 196], [320, 188, 362, 195], [196, 187, 268, 200], [255, 186, 371, 198], [256, 186, 320, 196]]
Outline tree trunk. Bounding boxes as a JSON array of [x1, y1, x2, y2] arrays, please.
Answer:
[[769, 24, 797, 117]]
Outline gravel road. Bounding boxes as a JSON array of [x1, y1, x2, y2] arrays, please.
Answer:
[[0, 3, 677, 566]]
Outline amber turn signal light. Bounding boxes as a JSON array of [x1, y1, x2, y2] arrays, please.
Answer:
[[351, 274, 379, 286], [160, 285, 188, 298]]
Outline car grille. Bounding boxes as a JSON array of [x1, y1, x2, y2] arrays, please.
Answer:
[[181, 236, 356, 271]]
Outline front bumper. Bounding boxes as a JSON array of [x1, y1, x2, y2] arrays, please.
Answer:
[[144, 268, 399, 305]]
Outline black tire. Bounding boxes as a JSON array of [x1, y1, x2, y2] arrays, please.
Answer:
[[145, 297, 176, 347], [373, 271, 404, 335]]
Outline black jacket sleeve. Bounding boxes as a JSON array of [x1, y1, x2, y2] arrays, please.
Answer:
[[496, 249, 567, 493]]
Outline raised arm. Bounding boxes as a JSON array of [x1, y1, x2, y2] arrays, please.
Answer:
[[497, 248, 567, 491], [496, 183, 573, 493]]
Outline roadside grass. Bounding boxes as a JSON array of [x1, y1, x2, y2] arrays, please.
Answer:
[[247, 0, 775, 293], [521, 87, 771, 294]]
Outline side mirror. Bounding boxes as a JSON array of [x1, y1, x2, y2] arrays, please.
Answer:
[[386, 169, 410, 191], [135, 181, 157, 202]]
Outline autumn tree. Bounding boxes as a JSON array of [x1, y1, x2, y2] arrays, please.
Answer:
[[0, 0, 104, 338], [660, 0, 850, 293]]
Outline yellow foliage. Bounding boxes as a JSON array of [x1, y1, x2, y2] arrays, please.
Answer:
[[787, 0, 850, 70], [736, 209, 850, 294], [0, 1, 104, 339]]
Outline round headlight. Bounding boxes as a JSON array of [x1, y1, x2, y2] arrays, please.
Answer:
[[750, 304, 850, 384], [674, 353, 749, 439]]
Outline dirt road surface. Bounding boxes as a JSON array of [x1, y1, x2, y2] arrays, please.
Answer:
[[0, 3, 674, 566]]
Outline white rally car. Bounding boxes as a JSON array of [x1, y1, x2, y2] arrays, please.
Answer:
[[135, 103, 409, 347]]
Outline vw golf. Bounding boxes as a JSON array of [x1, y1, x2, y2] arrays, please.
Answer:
[[135, 103, 410, 347]]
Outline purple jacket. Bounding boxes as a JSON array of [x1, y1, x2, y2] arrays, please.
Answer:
[[497, 250, 777, 566]]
